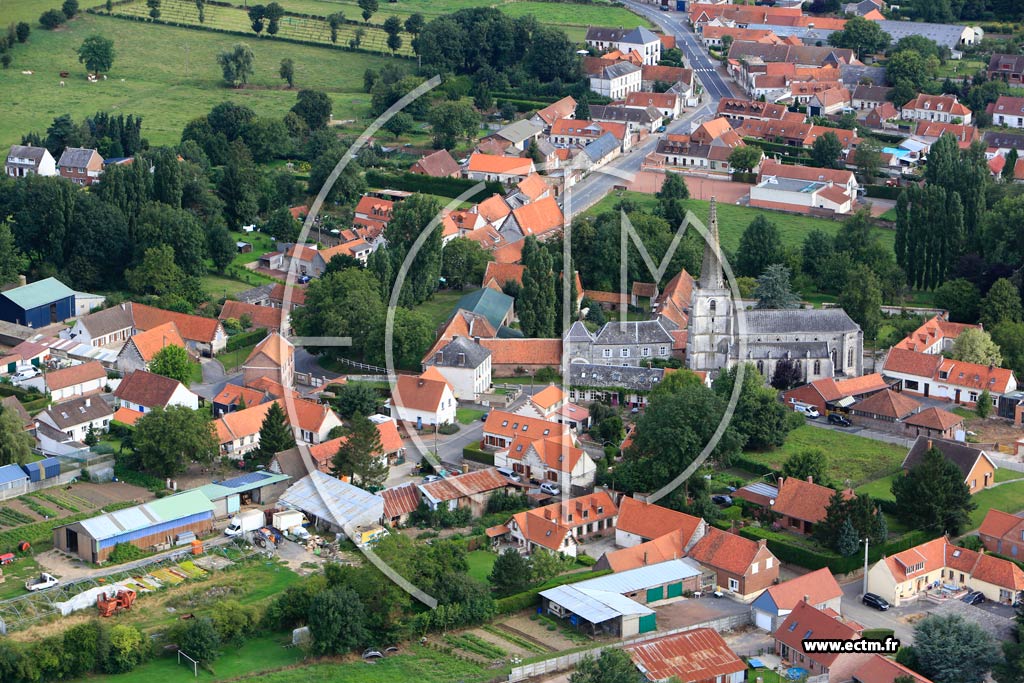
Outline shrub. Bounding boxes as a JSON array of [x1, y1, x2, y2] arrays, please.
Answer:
[[437, 422, 459, 435], [40, 9, 65, 29], [463, 444, 494, 465], [364, 170, 503, 203], [226, 328, 266, 352], [108, 542, 146, 564]]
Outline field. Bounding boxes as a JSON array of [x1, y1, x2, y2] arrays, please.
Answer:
[[0, 12, 394, 147], [416, 288, 471, 329], [582, 191, 897, 254], [466, 549, 497, 582], [0, 0, 60, 23], [743, 425, 907, 487], [968, 480, 1024, 529]]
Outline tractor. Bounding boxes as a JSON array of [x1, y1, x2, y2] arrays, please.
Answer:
[[97, 588, 137, 617]]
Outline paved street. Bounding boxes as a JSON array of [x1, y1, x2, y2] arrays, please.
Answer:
[[839, 578, 919, 645]]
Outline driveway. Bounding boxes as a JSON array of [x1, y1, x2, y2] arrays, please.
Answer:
[[840, 578, 926, 645], [804, 418, 914, 449]]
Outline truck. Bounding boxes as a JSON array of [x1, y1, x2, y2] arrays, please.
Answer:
[[224, 509, 265, 537], [273, 510, 311, 542], [26, 573, 59, 591]]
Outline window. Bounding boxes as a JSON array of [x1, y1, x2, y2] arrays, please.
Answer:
[[620, 348, 630, 358], [603, 349, 612, 358], [905, 380, 919, 391], [847, 348, 854, 366], [969, 392, 979, 403], [751, 562, 759, 574], [728, 578, 740, 592], [659, 345, 668, 355], [642, 347, 651, 357], [766, 557, 773, 569], [709, 300, 717, 314], [813, 360, 821, 374]]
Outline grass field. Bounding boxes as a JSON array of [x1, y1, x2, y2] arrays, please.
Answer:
[[416, 288, 470, 329], [969, 480, 1024, 529], [0, 0, 60, 24], [583, 191, 897, 254], [466, 549, 497, 582], [855, 472, 898, 501], [457, 407, 487, 424], [743, 425, 907, 487], [0, 12, 394, 147]]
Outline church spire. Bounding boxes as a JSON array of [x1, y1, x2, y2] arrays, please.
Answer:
[[699, 196, 724, 289]]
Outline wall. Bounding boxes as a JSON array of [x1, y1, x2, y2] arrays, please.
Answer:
[[0, 468, 82, 502]]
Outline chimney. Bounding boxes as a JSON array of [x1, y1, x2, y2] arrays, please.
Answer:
[[643, 551, 648, 565], [757, 539, 767, 550], [803, 594, 810, 604], [927, 439, 933, 450], [806, 475, 813, 484], [18, 275, 26, 287], [84, 398, 91, 408]]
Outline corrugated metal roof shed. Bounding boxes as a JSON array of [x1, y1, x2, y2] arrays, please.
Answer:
[[574, 558, 703, 594], [196, 471, 290, 501], [541, 585, 654, 623], [1, 278, 76, 310], [78, 489, 214, 541], [278, 470, 384, 530], [0, 464, 29, 486]]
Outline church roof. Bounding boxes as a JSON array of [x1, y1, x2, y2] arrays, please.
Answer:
[[745, 309, 860, 334], [740, 341, 830, 359]]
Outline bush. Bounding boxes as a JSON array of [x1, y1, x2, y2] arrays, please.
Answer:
[[730, 453, 781, 478], [463, 444, 494, 465], [437, 422, 459, 435], [739, 526, 937, 573], [364, 170, 504, 203], [576, 553, 597, 567], [40, 9, 65, 29], [494, 569, 612, 615], [226, 328, 266, 352], [862, 628, 895, 641], [864, 185, 902, 200], [534, 367, 559, 383], [108, 542, 146, 564]]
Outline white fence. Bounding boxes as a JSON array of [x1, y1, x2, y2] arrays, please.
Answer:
[[508, 612, 751, 682]]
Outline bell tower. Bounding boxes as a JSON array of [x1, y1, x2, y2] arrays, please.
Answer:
[[687, 197, 734, 373]]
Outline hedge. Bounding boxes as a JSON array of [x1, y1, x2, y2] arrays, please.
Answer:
[[226, 328, 267, 352], [731, 171, 756, 184], [864, 184, 902, 200], [730, 453, 781, 478], [495, 568, 612, 615], [365, 171, 504, 203], [0, 501, 137, 552], [463, 445, 494, 466], [497, 98, 554, 114], [739, 526, 937, 574]]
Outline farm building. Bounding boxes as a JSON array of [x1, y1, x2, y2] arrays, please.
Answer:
[[195, 471, 291, 518], [0, 278, 76, 328], [277, 470, 384, 540], [53, 490, 215, 564]]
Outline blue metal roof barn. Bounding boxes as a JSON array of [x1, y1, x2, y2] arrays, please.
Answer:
[[0, 464, 29, 493]]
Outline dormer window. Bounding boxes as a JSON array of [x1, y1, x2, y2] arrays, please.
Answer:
[[905, 561, 925, 575]]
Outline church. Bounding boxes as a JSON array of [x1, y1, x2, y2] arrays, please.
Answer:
[[686, 198, 863, 383]]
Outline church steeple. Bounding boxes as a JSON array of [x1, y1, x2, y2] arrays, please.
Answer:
[[699, 196, 724, 289]]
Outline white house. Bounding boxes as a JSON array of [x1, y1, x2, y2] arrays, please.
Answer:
[[749, 176, 855, 215], [623, 91, 682, 119], [62, 303, 134, 348], [37, 395, 113, 443], [900, 94, 973, 124], [5, 145, 57, 178], [463, 154, 535, 184], [990, 95, 1024, 129], [23, 361, 107, 402], [422, 336, 492, 401], [585, 26, 662, 65], [388, 368, 457, 427], [495, 434, 596, 492], [113, 370, 200, 414], [589, 62, 643, 100]]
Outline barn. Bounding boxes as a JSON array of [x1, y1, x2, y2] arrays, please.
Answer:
[[0, 278, 76, 328], [196, 470, 291, 518], [53, 490, 215, 563]]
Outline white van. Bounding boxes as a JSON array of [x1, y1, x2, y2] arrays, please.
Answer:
[[793, 403, 820, 419], [11, 367, 40, 384]]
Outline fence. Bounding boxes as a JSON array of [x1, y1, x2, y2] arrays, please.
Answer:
[[507, 612, 751, 681], [0, 468, 84, 503]]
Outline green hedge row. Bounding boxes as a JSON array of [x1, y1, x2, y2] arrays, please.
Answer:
[[365, 170, 505, 203], [0, 501, 137, 553], [730, 453, 780, 478], [864, 185, 902, 200], [739, 526, 937, 573], [732, 171, 757, 184], [497, 98, 554, 114], [226, 328, 267, 352], [463, 445, 494, 466], [495, 568, 612, 614]]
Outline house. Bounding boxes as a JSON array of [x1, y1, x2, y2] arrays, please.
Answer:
[[781, 373, 891, 415], [716, 98, 788, 123], [282, 397, 342, 445], [481, 410, 570, 450], [901, 94, 973, 125], [849, 388, 923, 430], [989, 95, 1024, 129], [641, 65, 695, 103], [422, 335, 492, 401], [589, 61, 643, 100], [425, 308, 498, 359], [511, 173, 552, 205], [477, 193, 513, 230], [516, 384, 591, 431], [389, 369, 457, 427], [418, 468, 513, 516], [503, 196, 565, 241], [848, 655, 935, 683], [841, 0, 882, 16], [624, 628, 746, 683], [902, 436, 996, 495], [0, 277, 76, 328], [409, 149, 461, 178], [980, 509, 1024, 560], [590, 104, 661, 135], [532, 96, 578, 131], [62, 303, 134, 348], [738, 120, 859, 150], [751, 567, 843, 631], [773, 601, 862, 678], [865, 102, 900, 129], [688, 527, 779, 600], [568, 363, 667, 409], [5, 145, 57, 178], [23, 361, 107, 402], [585, 26, 662, 65], [895, 314, 980, 354], [211, 383, 268, 417], [57, 147, 104, 186], [751, 160, 858, 215], [914, 121, 980, 148], [851, 84, 893, 111], [550, 119, 625, 149], [623, 92, 681, 119], [242, 332, 294, 389], [307, 416, 401, 474], [496, 491, 617, 556], [649, 118, 746, 173], [116, 322, 188, 375], [478, 338, 563, 376], [882, 346, 1018, 407], [219, 300, 288, 332], [807, 87, 851, 117], [482, 120, 546, 153], [464, 154, 535, 184], [496, 434, 596, 493], [482, 262, 525, 290], [902, 407, 965, 440], [772, 476, 853, 535], [130, 302, 227, 356], [114, 370, 199, 413], [455, 288, 515, 330], [866, 535, 1024, 606], [214, 400, 278, 458], [614, 497, 705, 549], [37, 395, 113, 443], [989, 53, 1024, 87]]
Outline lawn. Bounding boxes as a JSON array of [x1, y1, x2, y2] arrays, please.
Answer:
[[188, 361, 204, 385], [0, 12, 394, 147], [582, 191, 897, 254], [969, 480, 1024, 530], [744, 425, 907, 487], [416, 288, 471, 329], [218, 343, 258, 372], [996, 468, 1024, 483], [855, 472, 898, 501], [457, 407, 487, 424], [0, 0, 60, 24], [466, 549, 497, 582], [201, 274, 271, 299]]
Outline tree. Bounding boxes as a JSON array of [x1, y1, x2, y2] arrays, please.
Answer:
[[208, 224, 236, 273], [133, 406, 218, 476], [713, 363, 794, 452], [736, 215, 784, 278], [518, 237, 556, 338], [39, 9, 65, 30], [210, 600, 258, 645], [836, 517, 859, 556], [279, 57, 294, 88], [217, 43, 255, 88], [839, 263, 883, 339], [176, 616, 220, 664], [993, 322, 1024, 383], [62, 0, 79, 17], [308, 587, 367, 655], [1004, 148, 1019, 181], [575, 95, 591, 120], [981, 278, 1023, 329], [263, 2, 284, 34], [217, 156, 258, 229], [0, 219, 27, 286], [976, 388, 992, 418], [195, 0, 205, 23], [293, 265, 384, 360], [247, 4, 265, 33], [382, 111, 413, 139], [657, 172, 689, 201], [854, 139, 882, 181], [441, 237, 489, 290], [126, 245, 184, 296], [827, 16, 890, 58], [771, 358, 803, 390], [428, 100, 479, 148], [77, 34, 115, 76], [291, 89, 332, 130], [951, 328, 1002, 366], [571, 649, 638, 683], [383, 15, 402, 55], [331, 413, 387, 488], [333, 382, 380, 419], [934, 278, 980, 323], [728, 145, 762, 174], [358, 0, 378, 22], [912, 613, 1000, 683], [350, 26, 365, 49], [810, 131, 844, 169], [887, 49, 931, 91], [892, 446, 976, 535], [252, 401, 296, 466], [755, 264, 800, 310], [782, 449, 830, 485], [0, 405, 33, 466], [16, 22, 30, 42], [149, 345, 192, 384], [489, 548, 532, 595]]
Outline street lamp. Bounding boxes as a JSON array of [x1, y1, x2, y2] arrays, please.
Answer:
[[860, 537, 870, 596]]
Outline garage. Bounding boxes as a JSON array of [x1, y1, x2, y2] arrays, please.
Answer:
[[755, 609, 773, 631], [667, 582, 683, 599], [647, 586, 664, 602], [638, 613, 657, 633]]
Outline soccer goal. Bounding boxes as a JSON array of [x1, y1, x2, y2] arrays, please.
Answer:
[[177, 650, 199, 677]]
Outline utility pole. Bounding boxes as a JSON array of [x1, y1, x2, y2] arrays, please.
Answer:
[[862, 537, 870, 596]]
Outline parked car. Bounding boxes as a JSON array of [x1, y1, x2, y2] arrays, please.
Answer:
[[539, 482, 561, 496], [423, 474, 442, 484], [656, 125, 667, 132], [496, 467, 522, 483], [25, 573, 59, 592], [827, 413, 851, 427], [794, 404, 820, 419], [711, 494, 733, 505], [480, 412, 489, 422], [862, 593, 890, 611], [297, 275, 312, 284], [11, 367, 40, 384], [962, 590, 986, 605]]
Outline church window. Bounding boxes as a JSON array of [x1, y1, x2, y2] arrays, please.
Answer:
[[847, 348, 854, 366], [813, 360, 821, 374], [757, 361, 764, 374], [709, 300, 716, 314], [795, 361, 802, 373]]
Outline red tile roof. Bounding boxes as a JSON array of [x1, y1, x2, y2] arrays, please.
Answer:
[[902, 406, 963, 431], [219, 300, 286, 330], [535, 96, 577, 126], [774, 601, 860, 667], [979, 509, 1024, 540], [764, 568, 842, 611], [851, 654, 933, 683], [131, 302, 223, 344], [882, 347, 943, 378], [483, 262, 525, 289], [935, 356, 1015, 394], [616, 497, 703, 544], [626, 628, 745, 682], [112, 406, 144, 426], [44, 361, 106, 391], [478, 338, 562, 366], [882, 536, 1024, 592], [772, 477, 852, 525], [410, 149, 461, 178], [852, 389, 920, 420], [391, 372, 452, 413], [511, 196, 564, 238], [216, 400, 277, 444], [213, 384, 267, 409], [510, 491, 616, 550], [492, 240, 524, 264], [127, 322, 186, 362], [466, 154, 534, 176], [904, 94, 972, 118], [421, 468, 510, 502], [602, 529, 689, 572], [688, 526, 764, 576]]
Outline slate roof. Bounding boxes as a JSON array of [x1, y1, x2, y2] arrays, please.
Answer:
[[621, 26, 660, 45], [57, 147, 101, 168], [593, 320, 674, 345], [599, 62, 642, 81], [1, 278, 76, 311], [583, 133, 621, 163], [745, 308, 859, 334], [585, 26, 630, 42], [114, 370, 185, 409], [568, 363, 665, 392], [42, 395, 113, 429], [426, 335, 491, 370], [590, 104, 659, 124], [565, 321, 594, 342], [839, 64, 886, 86], [78, 304, 134, 338], [742, 341, 830, 360], [902, 436, 993, 481], [6, 145, 48, 162]]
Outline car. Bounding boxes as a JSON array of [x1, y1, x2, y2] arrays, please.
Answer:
[[711, 494, 733, 505], [539, 482, 561, 496], [297, 275, 312, 284], [794, 404, 820, 419], [656, 125, 667, 132], [480, 412, 489, 422], [422, 474, 442, 484], [827, 413, 851, 427], [962, 590, 986, 605], [496, 467, 522, 482], [659, 5, 669, 10], [362, 649, 384, 659], [862, 593, 891, 611], [10, 367, 40, 384]]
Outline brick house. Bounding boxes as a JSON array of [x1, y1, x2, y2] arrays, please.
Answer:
[[901, 436, 996, 495], [771, 476, 853, 535], [57, 147, 104, 186], [687, 527, 779, 600]]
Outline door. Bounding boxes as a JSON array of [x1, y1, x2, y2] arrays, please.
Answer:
[[954, 389, 961, 404], [66, 529, 78, 553], [924, 383, 930, 397], [755, 610, 773, 631], [646, 586, 664, 602], [666, 582, 683, 599], [638, 614, 656, 633], [49, 303, 58, 323]]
